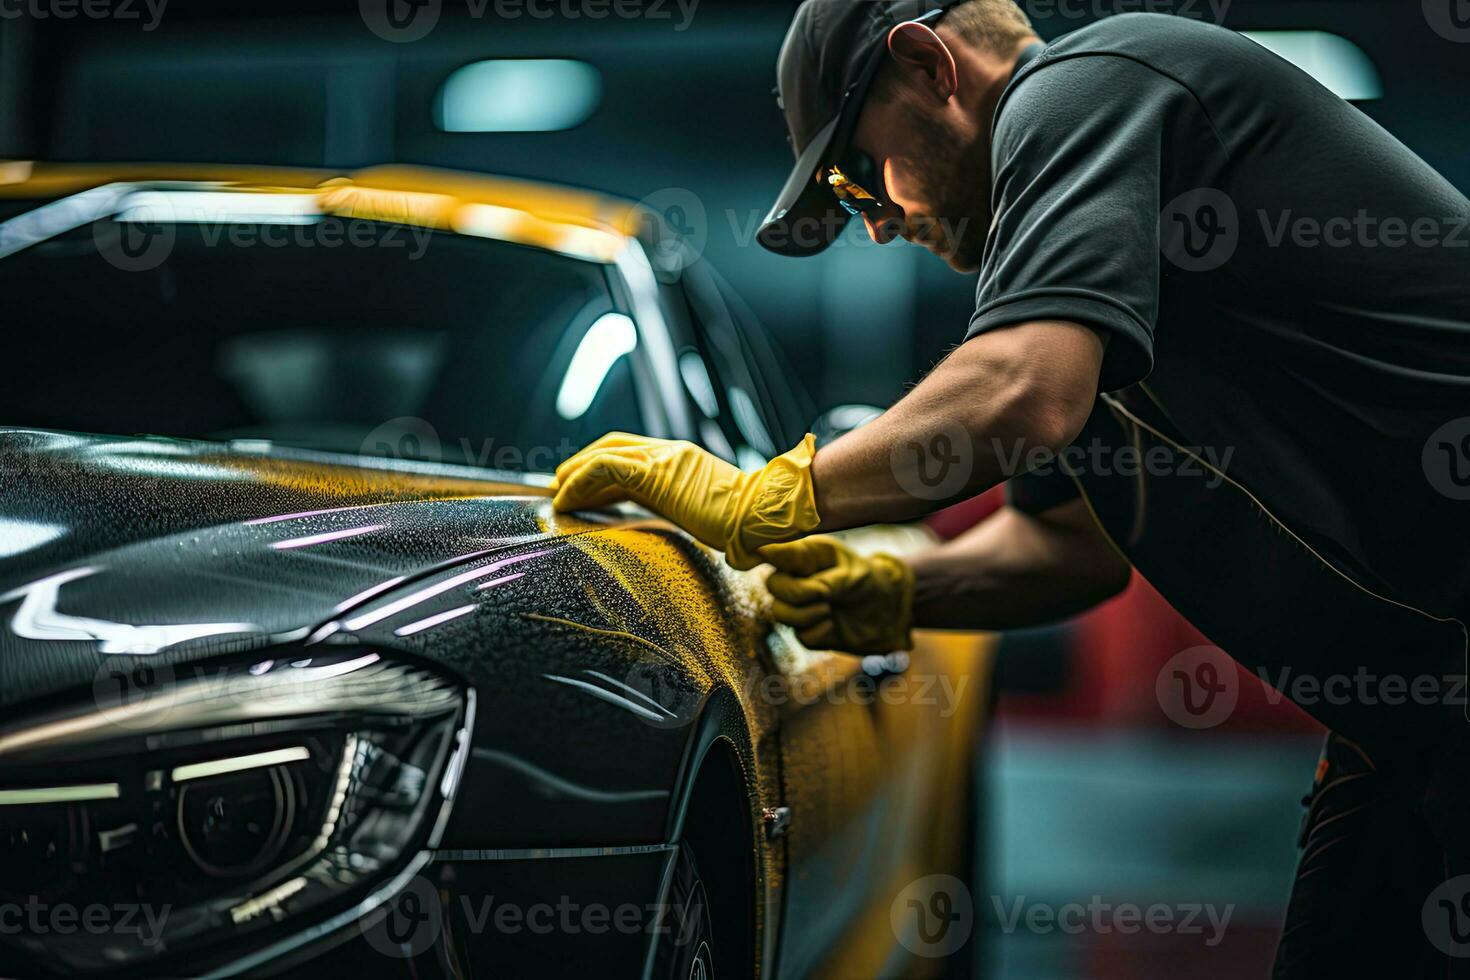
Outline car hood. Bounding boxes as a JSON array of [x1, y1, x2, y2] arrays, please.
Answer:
[[0, 428, 604, 706]]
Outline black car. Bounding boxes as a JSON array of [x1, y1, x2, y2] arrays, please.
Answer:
[[0, 163, 992, 979]]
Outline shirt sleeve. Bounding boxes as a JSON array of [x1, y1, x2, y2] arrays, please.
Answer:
[[1005, 468, 1082, 515], [969, 54, 1196, 392]]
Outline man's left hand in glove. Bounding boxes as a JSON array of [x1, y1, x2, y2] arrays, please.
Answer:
[[550, 432, 821, 569], [549, 322, 1106, 569]]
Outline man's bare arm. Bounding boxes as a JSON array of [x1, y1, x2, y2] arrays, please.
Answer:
[[908, 497, 1131, 630], [811, 320, 1105, 530]]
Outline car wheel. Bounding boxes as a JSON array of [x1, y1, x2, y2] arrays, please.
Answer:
[[653, 843, 717, 980]]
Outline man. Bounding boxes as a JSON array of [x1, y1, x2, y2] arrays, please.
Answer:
[[551, 1, 1470, 973]]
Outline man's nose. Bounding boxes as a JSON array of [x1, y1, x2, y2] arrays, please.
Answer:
[[863, 202, 904, 245]]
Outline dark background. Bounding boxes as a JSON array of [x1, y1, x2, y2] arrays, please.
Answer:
[[3, 0, 1463, 415], [3, 2, 1465, 975]]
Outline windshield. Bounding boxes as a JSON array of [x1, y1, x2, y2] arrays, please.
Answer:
[[0, 205, 646, 470]]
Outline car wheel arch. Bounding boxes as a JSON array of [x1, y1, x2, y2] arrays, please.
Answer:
[[663, 686, 763, 980]]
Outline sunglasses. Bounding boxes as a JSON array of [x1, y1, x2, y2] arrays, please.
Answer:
[[816, 7, 953, 221], [824, 150, 883, 216]]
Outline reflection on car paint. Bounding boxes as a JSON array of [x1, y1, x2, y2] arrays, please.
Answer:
[[524, 611, 679, 663], [244, 505, 377, 526], [330, 575, 408, 614], [472, 571, 527, 592], [0, 518, 65, 558], [339, 548, 552, 631], [542, 671, 679, 725], [472, 747, 669, 805], [269, 523, 387, 550], [394, 602, 478, 637], [2, 565, 260, 654], [580, 668, 683, 720]]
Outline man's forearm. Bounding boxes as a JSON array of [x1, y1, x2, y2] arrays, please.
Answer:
[[810, 320, 1104, 530], [907, 498, 1131, 630]]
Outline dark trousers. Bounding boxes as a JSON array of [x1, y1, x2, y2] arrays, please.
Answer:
[[1273, 730, 1470, 978]]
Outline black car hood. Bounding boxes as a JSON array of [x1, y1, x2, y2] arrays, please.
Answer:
[[0, 428, 589, 707]]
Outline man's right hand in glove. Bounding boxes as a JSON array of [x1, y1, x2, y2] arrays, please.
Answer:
[[762, 536, 915, 654], [761, 499, 1133, 654]]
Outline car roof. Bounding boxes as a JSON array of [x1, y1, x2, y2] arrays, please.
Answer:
[[0, 161, 653, 263]]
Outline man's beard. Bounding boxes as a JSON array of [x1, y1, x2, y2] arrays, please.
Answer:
[[906, 113, 992, 272]]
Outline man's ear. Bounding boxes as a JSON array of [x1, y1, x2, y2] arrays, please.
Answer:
[[885, 22, 958, 102]]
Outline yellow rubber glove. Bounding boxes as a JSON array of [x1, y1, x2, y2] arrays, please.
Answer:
[[550, 432, 821, 570], [761, 536, 915, 653]]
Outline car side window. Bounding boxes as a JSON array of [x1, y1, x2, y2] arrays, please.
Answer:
[[674, 261, 813, 464]]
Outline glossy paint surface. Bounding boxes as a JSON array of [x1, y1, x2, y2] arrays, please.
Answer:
[[0, 162, 990, 979], [0, 426, 992, 977]]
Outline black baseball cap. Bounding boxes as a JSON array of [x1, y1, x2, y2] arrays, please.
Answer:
[[757, 0, 958, 257]]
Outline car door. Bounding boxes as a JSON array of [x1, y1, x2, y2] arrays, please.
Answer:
[[667, 259, 994, 974], [767, 531, 993, 979]]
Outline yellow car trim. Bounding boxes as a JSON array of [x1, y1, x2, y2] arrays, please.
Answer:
[[0, 160, 642, 263]]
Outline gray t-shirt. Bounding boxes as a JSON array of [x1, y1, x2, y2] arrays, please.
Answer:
[[976, 14, 1470, 616]]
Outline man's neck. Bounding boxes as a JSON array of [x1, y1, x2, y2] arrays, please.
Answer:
[[969, 35, 1041, 134]]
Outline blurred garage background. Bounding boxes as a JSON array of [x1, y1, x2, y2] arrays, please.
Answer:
[[1, 0, 1463, 975]]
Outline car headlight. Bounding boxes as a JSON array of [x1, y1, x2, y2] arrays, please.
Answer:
[[0, 649, 472, 976]]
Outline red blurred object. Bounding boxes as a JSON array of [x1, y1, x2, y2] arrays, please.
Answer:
[[924, 485, 1006, 540], [928, 491, 1321, 735], [1083, 921, 1285, 979], [1064, 574, 1322, 734]]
